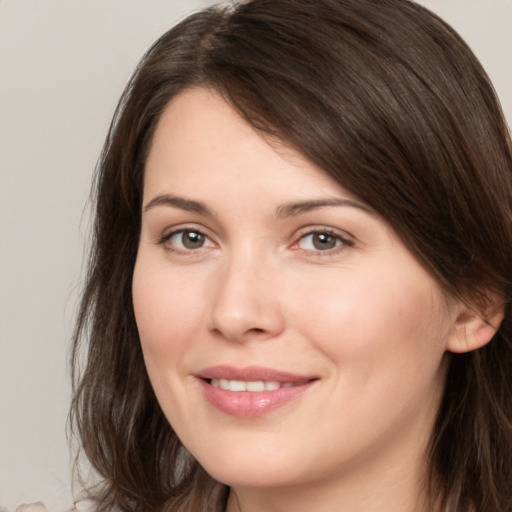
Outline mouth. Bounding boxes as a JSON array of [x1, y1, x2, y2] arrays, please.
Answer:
[[207, 378, 310, 392], [196, 366, 318, 417]]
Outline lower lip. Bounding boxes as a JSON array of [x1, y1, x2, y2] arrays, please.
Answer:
[[198, 379, 315, 418]]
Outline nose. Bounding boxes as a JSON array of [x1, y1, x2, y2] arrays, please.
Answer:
[[207, 252, 285, 343]]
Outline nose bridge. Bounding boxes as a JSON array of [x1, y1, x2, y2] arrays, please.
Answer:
[[208, 242, 284, 342]]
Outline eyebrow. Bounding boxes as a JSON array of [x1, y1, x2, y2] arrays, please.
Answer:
[[276, 198, 374, 218], [143, 194, 374, 218], [143, 195, 212, 216]]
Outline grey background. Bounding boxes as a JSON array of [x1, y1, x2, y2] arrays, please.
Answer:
[[1, 1, 511, 509]]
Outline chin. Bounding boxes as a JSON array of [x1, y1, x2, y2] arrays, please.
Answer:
[[197, 450, 306, 489], [207, 466, 296, 489]]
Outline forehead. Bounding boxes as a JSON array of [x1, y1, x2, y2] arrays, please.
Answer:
[[144, 87, 360, 205]]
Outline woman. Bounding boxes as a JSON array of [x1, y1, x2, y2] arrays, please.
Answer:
[[70, 0, 512, 511]]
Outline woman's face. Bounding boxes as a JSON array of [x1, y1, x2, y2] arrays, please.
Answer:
[[133, 88, 460, 493]]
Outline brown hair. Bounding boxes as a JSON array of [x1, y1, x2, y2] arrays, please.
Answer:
[[71, 0, 512, 510]]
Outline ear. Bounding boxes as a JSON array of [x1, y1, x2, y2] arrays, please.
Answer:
[[447, 295, 505, 354]]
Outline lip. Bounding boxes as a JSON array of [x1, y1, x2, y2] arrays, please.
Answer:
[[197, 365, 315, 382], [196, 365, 318, 418]]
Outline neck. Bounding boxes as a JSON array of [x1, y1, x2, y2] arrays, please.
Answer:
[[226, 469, 435, 512], [225, 430, 440, 512]]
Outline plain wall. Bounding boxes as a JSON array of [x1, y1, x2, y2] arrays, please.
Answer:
[[0, 1, 510, 510]]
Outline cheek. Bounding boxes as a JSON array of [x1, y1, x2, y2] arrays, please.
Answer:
[[132, 258, 205, 360], [298, 265, 451, 434], [290, 263, 450, 378], [132, 257, 208, 426]]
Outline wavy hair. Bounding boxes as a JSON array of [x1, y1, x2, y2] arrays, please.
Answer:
[[71, 0, 512, 510]]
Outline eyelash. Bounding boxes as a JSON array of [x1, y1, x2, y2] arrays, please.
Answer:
[[158, 227, 354, 256], [291, 228, 354, 256], [159, 227, 215, 254]]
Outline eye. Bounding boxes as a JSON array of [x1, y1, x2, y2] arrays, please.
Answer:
[[164, 229, 215, 251], [295, 229, 352, 253]]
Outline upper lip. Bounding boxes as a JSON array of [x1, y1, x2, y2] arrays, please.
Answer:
[[196, 365, 317, 382]]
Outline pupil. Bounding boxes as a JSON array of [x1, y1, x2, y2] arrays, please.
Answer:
[[313, 233, 336, 250], [182, 231, 204, 249]]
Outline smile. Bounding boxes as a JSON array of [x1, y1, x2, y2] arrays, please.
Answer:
[[209, 379, 300, 391], [197, 366, 318, 417]]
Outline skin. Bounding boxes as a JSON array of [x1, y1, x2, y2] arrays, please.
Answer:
[[133, 88, 475, 512]]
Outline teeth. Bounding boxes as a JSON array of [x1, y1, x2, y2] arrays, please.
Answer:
[[229, 380, 246, 392], [209, 379, 291, 392], [264, 381, 280, 391], [246, 381, 265, 392]]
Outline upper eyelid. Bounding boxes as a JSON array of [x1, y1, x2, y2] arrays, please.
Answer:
[[293, 226, 356, 251], [154, 216, 226, 241], [158, 225, 216, 246], [293, 226, 355, 242], [160, 225, 352, 238], [159, 228, 217, 255], [161, 223, 211, 238], [155, 222, 356, 249], [165, 227, 211, 239]]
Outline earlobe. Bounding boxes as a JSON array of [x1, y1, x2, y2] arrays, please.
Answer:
[[448, 298, 505, 354]]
